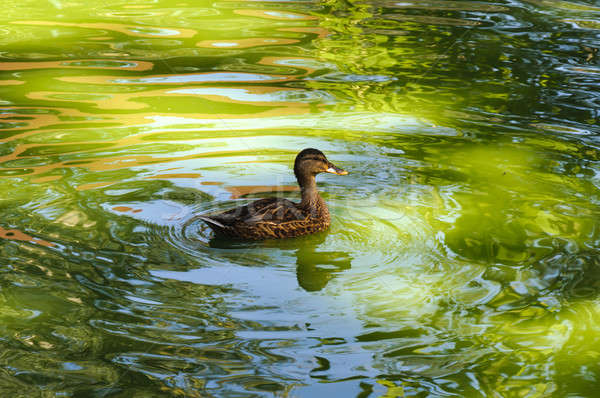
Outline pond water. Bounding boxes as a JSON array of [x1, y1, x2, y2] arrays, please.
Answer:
[[1, 0, 600, 396]]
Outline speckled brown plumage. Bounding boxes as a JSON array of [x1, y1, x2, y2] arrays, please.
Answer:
[[200, 148, 347, 240]]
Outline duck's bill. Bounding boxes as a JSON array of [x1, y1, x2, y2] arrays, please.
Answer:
[[325, 164, 348, 175]]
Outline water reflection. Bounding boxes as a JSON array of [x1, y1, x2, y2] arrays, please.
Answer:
[[0, 226, 55, 247], [1, 0, 600, 395], [197, 37, 300, 48], [0, 59, 154, 71], [12, 20, 197, 38], [295, 234, 352, 292]]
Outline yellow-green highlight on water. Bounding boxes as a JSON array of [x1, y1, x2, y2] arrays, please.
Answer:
[[0, 0, 600, 396]]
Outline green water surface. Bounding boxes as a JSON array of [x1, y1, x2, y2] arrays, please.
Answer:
[[1, 0, 600, 396]]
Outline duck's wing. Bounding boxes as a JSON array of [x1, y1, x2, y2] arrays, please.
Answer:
[[243, 198, 305, 224], [203, 197, 305, 227]]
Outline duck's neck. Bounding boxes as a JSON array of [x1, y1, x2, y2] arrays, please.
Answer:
[[296, 171, 330, 222], [297, 172, 323, 208]]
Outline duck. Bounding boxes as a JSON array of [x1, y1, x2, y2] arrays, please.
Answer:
[[199, 148, 348, 240]]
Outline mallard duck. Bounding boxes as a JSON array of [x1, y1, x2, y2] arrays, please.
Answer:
[[199, 148, 348, 240]]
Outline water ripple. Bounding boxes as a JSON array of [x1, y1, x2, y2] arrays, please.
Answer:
[[1, 0, 600, 396]]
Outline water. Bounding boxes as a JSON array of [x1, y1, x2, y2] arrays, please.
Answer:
[[1, 0, 600, 396]]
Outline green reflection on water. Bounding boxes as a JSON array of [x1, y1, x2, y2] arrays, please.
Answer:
[[1, 0, 600, 396]]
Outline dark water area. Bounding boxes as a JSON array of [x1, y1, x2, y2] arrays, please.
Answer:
[[1, 0, 600, 396]]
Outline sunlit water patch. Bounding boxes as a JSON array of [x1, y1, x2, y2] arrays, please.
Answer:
[[1, 0, 600, 396]]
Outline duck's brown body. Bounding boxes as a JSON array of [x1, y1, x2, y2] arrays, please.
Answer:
[[200, 197, 330, 240], [200, 148, 346, 240]]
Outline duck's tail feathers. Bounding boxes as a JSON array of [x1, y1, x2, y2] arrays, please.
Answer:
[[198, 216, 226, 229]]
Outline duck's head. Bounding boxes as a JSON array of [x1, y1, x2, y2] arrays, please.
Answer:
[[294, 148, 348, 181]]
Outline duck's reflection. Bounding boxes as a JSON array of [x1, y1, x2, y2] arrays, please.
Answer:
[[207, 231, 352, 292], [294, 233, 352, 292]]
